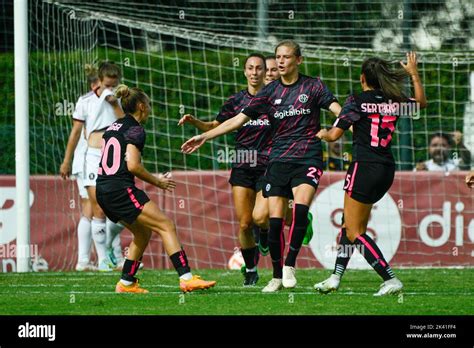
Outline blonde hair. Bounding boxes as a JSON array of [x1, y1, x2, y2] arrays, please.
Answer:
[[275, 40, 302, 57], [115, 84, 149, 114], [98, 61, 122, 80], [84, 64, 98, 84]]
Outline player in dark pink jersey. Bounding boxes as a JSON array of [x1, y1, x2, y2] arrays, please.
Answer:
[[96, 85, 216, 293], [314, 52, 427, 296], [182, 40, 342, 292], [178, 54, 272, 286]]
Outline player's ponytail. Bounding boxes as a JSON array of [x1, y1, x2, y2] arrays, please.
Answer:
[[361, 57, 408, 102], [84, 64, 98, 84], [115, 84, 149, 114]]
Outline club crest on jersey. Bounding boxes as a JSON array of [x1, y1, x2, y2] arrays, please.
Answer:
[[274, 99, 282, 105], [298, 94, 309, 103]]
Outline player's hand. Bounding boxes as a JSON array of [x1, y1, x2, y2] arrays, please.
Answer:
[[181, 134, 206, 154], [178, 114, 195, 126], [400, 51, 419, 77], [316, 129, 328, 140], [59, 162, 71, 180], [466, 171, 474, 188], [157, 172, 176, 192], [415, 162, 427, 171]]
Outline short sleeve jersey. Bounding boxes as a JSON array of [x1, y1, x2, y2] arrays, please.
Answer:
[[242, 74, 337, 168], [96, 114, 146, 191], [333, 90, 417, 164], [215, 89, 272, 169], [73, 87, 118, 139]]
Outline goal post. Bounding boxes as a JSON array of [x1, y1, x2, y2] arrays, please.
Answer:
[[14, 0, 30, 272]]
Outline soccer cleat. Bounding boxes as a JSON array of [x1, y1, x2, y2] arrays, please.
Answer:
[[115, 280, 149, 294], [314, 274, 340, 294], [75, 262, 97, 271], [302, 212, 314, 245], [282, 265, 297, 288], [98, 258, 114, 272], [243, 271, 259, 286], [107, 248, 117, 267], [179, 275, 216, 293], [373, 278, 403, 297], [261, 278, 283, 293]]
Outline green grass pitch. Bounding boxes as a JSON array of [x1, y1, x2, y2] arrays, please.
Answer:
[[0, 268, 472, 315]]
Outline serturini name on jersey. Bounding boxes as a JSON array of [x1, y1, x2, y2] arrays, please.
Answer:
[[243, 118, 270, 127], [361, 101, 419, 117], [274, 107, 311, 119]]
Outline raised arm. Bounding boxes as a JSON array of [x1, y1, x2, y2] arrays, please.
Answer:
[[400, 52, 427, 109], [181, 113, 250, 154], [178, 114, 220, 131]]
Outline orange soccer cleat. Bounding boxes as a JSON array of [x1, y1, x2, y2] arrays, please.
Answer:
[[115, 280, 149, 294], [179, 275, 216, 293]]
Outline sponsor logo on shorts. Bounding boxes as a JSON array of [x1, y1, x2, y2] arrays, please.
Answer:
[[298, 94, 309, 103], [265, 184, 271, 192]]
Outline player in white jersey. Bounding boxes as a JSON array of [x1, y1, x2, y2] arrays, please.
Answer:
[[60, 62, 125, 271], [60, 65, 98, 271]]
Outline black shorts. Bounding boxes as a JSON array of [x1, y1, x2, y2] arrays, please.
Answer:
[[344, 161, 395, 204], [96, 186, 150, 224], [229, 167, 266, 192], [263, 162, 323, 198]]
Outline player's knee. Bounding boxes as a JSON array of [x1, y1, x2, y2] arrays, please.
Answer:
[[239, 218, 252, 232], [345, 227, 361, 243], [157, 218, 176, 235], [252, 210, 268, 227]]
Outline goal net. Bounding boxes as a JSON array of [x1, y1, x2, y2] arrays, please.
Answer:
[[1, 0, 473, 272]]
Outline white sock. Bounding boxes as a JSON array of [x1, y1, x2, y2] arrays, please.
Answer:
[[106, 220, 124, 249], [120, 279, 134, 286], [112, 233, 123, 261], [179, 272, 193, 281], [246, 266, 257, 273], [77, 216, 92, 264], [91, 217, 107, 263]]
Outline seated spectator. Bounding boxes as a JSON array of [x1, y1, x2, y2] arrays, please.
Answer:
[[416, 132, 458, 171], [451, 131, 471, 170], [323, 138, 351, 171]]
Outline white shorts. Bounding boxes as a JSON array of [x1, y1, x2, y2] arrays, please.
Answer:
[[83, 147, 102, 187], [73, 174, 89, 199]]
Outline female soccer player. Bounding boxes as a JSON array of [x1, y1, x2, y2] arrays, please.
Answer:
[[96, 85, 216, 293], [182, 40, 342, 292], [178, 53, 272, 286], [314, 52, 427, 296], [264, 55, 280, 85], [60, 61, 125, 271], [60, 64, 98, 271]]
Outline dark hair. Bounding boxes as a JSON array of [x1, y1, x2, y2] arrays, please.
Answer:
[[84, 64, 98, 84], [115, 84, 149, 114], [361, 57, 408, 102], [244, 53, 266, 70], [429, 132, 452, 146], [98, 61, 122, 80], [275, 40, 302, 57]]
